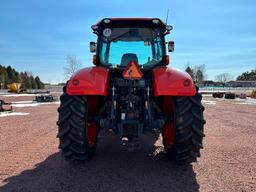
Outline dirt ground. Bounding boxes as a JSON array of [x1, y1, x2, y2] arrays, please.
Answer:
[[0, 96, 255, 192]]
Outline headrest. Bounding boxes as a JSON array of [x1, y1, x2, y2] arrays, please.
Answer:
[[120, 53, 138, 66]]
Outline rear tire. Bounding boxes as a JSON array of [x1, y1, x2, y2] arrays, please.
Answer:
[[57, 86, 98, 161], [164, 88, 205, 164]]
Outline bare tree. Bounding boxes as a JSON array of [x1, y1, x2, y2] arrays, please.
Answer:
[[193, 64, 207, 85], [215, 73, 233, 87], [185, 66, 194, 80], [25, 71, 33, 77], [195, 70, 204, 85], [64, 56, 82, 80]]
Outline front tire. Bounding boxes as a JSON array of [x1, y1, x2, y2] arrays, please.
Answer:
[[57, 86, 98, 161]]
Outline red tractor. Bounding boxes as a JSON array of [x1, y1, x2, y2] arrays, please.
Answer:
[[57, 18, 205, 164]]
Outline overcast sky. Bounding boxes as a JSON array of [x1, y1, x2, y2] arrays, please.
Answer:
[[0, 0, 256, 83]]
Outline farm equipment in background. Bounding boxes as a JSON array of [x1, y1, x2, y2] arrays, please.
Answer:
[[251, 90, 256, 99], [34, 95, 54, 102], [224, 92, 236, 99], [7, 83, 21, 93], [0, 99, 12, 112], [212, 92, 224, 98], [237, 93, 247, 99], [57, 18, 205, 164]]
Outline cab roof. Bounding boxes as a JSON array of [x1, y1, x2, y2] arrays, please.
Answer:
[[92, 18, 167, 30]]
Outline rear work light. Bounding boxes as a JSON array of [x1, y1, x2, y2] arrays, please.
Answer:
[[152, 19, 160, 24], [103, 19, 111, 23]]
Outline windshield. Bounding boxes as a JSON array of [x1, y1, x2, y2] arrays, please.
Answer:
[[98, 28, 165, 68]]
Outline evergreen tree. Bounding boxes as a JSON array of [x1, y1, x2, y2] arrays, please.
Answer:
[[237, 69, 256, 81], [195, 70, 204, 85], [30, 76, 38, 89], [0, 64, 44, 90], [185, 66, 194, 80], [35, 76, 44, 89]]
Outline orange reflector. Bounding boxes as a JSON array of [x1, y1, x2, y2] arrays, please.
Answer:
[[73, 79, 79, 86], [183, 79, 191, 87], [122, 61, 143, 80]]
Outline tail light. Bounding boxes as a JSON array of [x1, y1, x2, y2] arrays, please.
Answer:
[[183, 79, 191, 87], [93, 55, 97, 65], [165, 55, 169, 65], [73, 79, 79, 86]]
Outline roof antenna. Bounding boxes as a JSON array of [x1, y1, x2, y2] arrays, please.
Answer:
[[165, 9, 170, 24]]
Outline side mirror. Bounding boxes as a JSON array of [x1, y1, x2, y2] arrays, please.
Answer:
[[168, 41, 174, 52], [89, 42, 96, 53]]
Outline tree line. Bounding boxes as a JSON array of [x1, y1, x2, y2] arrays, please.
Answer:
[[0, 64, 44, 89], [185, 63, 256, 85], [185, 64, 206, 85], [236, 69, 256, 81]]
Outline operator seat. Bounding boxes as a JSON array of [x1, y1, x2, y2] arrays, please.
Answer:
[[120, 53, 138, 66]]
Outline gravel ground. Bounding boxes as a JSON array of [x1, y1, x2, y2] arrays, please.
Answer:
[[0, 96, 255, 192]]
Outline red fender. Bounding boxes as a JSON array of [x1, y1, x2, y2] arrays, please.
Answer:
[[152, 67, 196, 96], [67, 66, 109, 96]]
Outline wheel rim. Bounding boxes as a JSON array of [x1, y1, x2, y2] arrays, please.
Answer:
[[163, 123, 175, 148], [86, 122, 98, 147]]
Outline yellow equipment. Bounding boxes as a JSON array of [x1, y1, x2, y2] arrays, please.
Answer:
[[7, 83, 21, 93], [251, 90, 256, 98]]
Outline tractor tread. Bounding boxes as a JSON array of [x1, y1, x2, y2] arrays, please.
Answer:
[[192, 138, 203, 149], [57, 85, 97, 162], [57, 124, 70, 137], [70, 144, 87, 154], [177, 132, 193, 143], [176, 116, 193, 132], [62, 150, 72, 157], [176, 145, 192, 154], [59, 139, 71, 149], [68, 133, 85, 145], [57, 111, 71, 125], [163, 86, 205, 164], [176, 102, 192, 115], [192, 124, 205, 137]]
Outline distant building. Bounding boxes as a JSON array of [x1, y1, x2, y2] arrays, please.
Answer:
[[226, 81, 256, 87], [203, 80, 215, 86], [44, 84, 63, 92], [202, 80, 224, 87]]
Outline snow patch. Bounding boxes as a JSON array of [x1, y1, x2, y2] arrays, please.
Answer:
[[0, 112, 29, 117], [235, 98, 256, 105], [202, 100, 216, 105], [11, 101, 33, 104], [11, 101, 60, 108], [0, 94, 37, 97]]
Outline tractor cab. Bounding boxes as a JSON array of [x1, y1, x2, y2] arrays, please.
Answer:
[[90, 18, 174, 70]]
